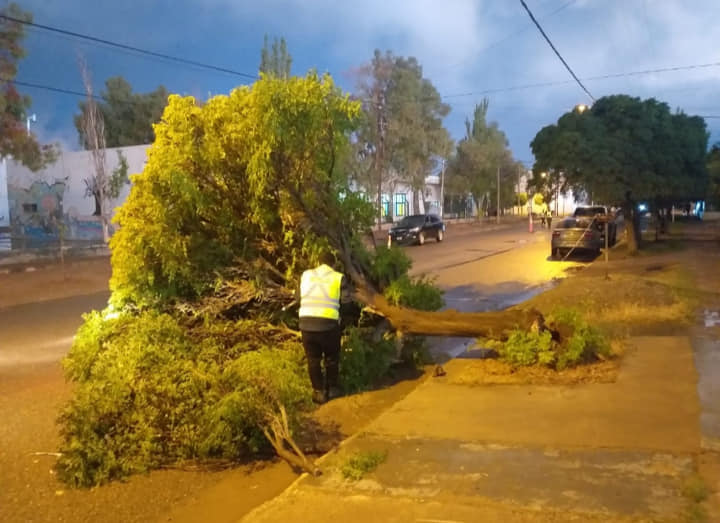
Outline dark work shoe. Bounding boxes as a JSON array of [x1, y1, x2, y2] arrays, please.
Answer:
[[312, 389, 327, 404], [327, 387, 342, 401]]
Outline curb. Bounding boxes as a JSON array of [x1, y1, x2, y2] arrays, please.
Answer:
[[0, 252, 110, 274]]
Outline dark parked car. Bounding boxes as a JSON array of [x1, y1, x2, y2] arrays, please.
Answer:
[[551, 217, 603, 258], [388, 214, 445, 246]]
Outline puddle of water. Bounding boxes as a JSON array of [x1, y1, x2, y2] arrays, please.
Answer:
[[429, 281, 558, 360]]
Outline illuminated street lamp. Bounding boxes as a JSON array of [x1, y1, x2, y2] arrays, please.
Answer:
[[575, 104, 589, 114]]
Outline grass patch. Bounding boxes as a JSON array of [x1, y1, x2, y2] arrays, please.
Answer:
[[340, 450, 387, 480], [683, 474, 710, 503], [523, 260, 699, 338]]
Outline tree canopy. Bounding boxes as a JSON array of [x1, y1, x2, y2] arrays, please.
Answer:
[[74, 76, 168, 148], [0, 3, 56, 170], [447, 99, 516, 214], [531, 95, 709, 251], [259, 35, 292, 78], [352, 50, 451, 223]]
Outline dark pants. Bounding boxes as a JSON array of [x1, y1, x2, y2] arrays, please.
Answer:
[[301, 326, 341, 393]]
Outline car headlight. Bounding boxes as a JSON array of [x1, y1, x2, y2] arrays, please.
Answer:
[[410, 226, 421, 233]]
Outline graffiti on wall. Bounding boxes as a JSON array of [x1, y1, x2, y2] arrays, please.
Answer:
[[8, 179, 67, 238]]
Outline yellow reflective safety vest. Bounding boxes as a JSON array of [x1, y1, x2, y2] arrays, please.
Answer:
[[299, 264, 343, 321]]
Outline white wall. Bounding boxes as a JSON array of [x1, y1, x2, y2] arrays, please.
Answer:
[[6, 144, 149, 240]]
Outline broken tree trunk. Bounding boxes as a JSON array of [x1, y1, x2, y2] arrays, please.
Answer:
[[354, 285, 544, 339]]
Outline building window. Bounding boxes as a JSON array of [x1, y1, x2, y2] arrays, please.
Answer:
[[22, 203, 38, 213], [394, 193, 407, 217], [381, 194, 390, 217]]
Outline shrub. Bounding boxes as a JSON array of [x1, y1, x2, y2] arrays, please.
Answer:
[[370, 246, 412, 287], [549, 308, 611, 370], [384, 275, 444, 311], [485, 307, 610, 370], [339, 327, 395, 394], [57, 310, 311, 487], [494, 329, 556, 368]]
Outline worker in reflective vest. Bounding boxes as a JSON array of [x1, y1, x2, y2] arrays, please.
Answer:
[[299, 252, 349, 404]]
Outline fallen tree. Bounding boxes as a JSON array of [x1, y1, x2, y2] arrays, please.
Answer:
[[57, 73, 545, 485]]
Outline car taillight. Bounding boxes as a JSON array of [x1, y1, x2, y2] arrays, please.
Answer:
[[552, 231, 560, 237], [583, 231, 593, 238]]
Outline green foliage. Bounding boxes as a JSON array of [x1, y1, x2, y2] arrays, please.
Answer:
[[493, 329, 555, 368], [516, 192, 528, 207], [0, 4, 57, 170], [353, 50, 452, 222], [486, 307, 610, 370], [708, 143, 720, 207], [259, 35, 292, 78], [57, 310, 311, 487], [533, 193, 545, 206], [447, 99, 518, 212], [74, 76, 168, 148], [549, 308, 611, 370], [340, 450, 387, 480], [531, 95, 709, 251], [384, 275, 444, 311], [370, 246, 412, 287], [108, 150, 130, 199], [109, 73, 361, 307], [339, 327, 395, 394]]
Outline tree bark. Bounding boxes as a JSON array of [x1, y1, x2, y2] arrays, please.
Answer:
[[353, 282, 543, 339], [623, 201, 639, 254]]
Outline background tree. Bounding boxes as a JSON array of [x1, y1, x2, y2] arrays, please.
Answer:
[[352, 50, 395, 227], [447, 99, 512, 217], [0, 3, 56, 169], [74, 76, 168, 148], [83, 149, 129, 216], [708, 143, 720, 208], [78, 59, 110, 241], [259, 35, 292, 78], [386, 56, 451, 213], [531, 95, 708, 252]]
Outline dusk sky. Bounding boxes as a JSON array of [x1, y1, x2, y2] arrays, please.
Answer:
[[17, 0, 720, 166]]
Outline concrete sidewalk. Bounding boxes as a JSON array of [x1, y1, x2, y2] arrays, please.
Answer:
[[243, 336, 707, 522]]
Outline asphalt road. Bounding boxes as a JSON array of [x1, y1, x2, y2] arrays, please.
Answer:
[[0, 220, 577, 380], [404, 220, 547, 275]]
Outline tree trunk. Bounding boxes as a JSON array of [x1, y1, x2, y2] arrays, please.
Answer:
[[350, 276, 543, 339], [413, 188, 420, 216], [623, 201, 639, 254]]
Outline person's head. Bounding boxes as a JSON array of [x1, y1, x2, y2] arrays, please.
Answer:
[[318, 250, 336, 267]]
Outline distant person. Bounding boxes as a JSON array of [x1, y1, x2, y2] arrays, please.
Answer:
[[540, 207, 547, 228], [298, 252, 351, 404], [546, 209, 552, 229]]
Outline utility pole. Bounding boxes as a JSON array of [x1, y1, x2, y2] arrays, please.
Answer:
[[496, 165, 500, 224], [440, 158, 445, 218]]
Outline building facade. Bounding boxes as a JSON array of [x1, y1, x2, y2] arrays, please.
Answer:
[[1, 144, 149, 243]]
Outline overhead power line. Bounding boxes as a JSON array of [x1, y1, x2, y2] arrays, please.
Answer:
[[442, 61, 720, 100], [519, 0, 595, 102], [446, 0, 578, 70], [14, 61, 720, 115], [0, 14, 259, 80]]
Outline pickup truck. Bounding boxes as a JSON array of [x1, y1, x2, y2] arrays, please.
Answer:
[[572, 206, 617, 246], [550, 206, 618, 259]]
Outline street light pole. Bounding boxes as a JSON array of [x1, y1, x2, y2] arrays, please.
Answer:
[[26, 113, 36, 136], [440, 158, 445, 219], [496, 165, 500, 225]]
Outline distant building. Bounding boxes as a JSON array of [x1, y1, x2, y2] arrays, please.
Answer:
[[0, 144, 148, 242]]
